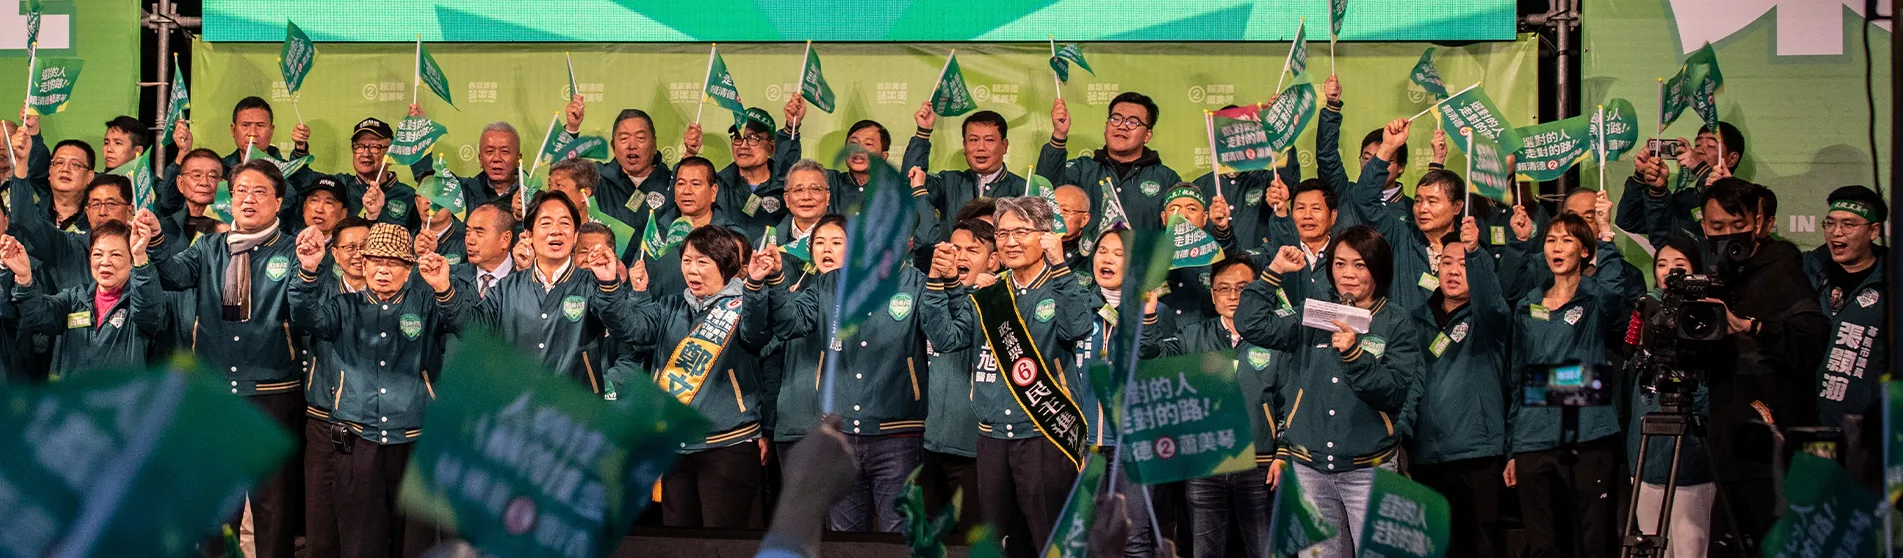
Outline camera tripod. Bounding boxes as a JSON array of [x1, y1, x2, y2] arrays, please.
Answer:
[[1617, 391, 1750, 558]]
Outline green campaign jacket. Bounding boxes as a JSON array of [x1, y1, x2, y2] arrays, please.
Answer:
[[6, 176, 90, 293], [920, 263, 1097, 441], [1803, 247, 1888, 427], [1148, 315, 1281, 465], [291, 269, 459, 445], [1316, 101, 1411, 226], [924, 324, 982, 458], [13, 264, 165, 380], [772, 267, 950, 438], [1235, 268, 1425, 472], [442, 262, 623, 394], [904, 134, 1029, 244], [409, 152, 522, 212], [1507, 240, 1636, 454], [316, 171, 421, 232], [715, 130, 803, 242], [148, 228, 306, 395], [597, 277, 774, 453], [1036, 141, 1182, 232], [1411, 247, 1513, 465]]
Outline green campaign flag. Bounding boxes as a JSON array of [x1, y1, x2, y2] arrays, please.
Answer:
[[703, 46, 746, 115], [279, 21, 315, 95], [1684, 44, 1724, 128], [834, 146, 915, 340], [779, 232, 812, 264], [209, 181, 234, 223], [1591, 98, 1640, 162], [1050, 43, 1093, 83], [545, 135, 611, 166], [1284, 19, 1310, 82], [418, 157, 467, 220], [1271, 460, 1341, 556], [1432, 85, 1522, 155], [1356, 468, 1452, 558], [1409, 47, 1450, 100], [1026, 172, 1066, 236], [161, 58, 190, 147], [1330, 0, 1348, 37], [799, 44, 837, 113], [930, 51, 977, 117], [416, 41, 454, 107], [1762, 453, 1885, 558], [1510, 114, 1591, 182], [1659, 69, 1696, 131], [1261, 82, 1318, 156], [564, 52, 578, 100], [893, 467, 960, 558], [109, 149, 158, 213], [26, 57, 83, 116], [24, 0, 40, 51], [1167, 214, 1223, 269], [1039, 452, 1107, 558], [640, 211, 692, 261], [0, 362, 294, 558], [390, 116, 447, 166], [1211, 104, 1275, 172], [1123, 352, 1256, 484], [587, 201, 636, 257], [1467, 132, 1515, 204], [247, 149, 311, 177], [398, 334, 708, 558], [1095, 176, 1132, 240]]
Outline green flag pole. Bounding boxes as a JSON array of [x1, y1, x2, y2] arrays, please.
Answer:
[[1049, 36, 1062, 100], [1273, 18, 1302, 94], [1408, 81, 1481, 121], [695, 44, 716, 126], [243, 136, 255, 163]]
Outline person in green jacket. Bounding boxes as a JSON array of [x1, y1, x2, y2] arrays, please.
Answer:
[[908, 108, 1027, 250], [1037, 93, 1182, 232], [1804, 185, 1887, 428], [711, 99, 807, 242], [1409, 216, 1514, 558], [1617, 122, 1746, 244], [1236, 225, 1425, 557], [1316, 76, 1410, 226], [760, 160, 835, 448], [165, 97, 319, 227], [408, 188, 466, 267], [133, 157, 307, 558], [312, 118, 420, 232], [1053, 184, 1093, 277], [601, 224, 780, 529], [639, 157, 741, 303], [405, 103, 524, 212], [552, 98, 680, 237], [1503, 212, 1635, 558], [918, 218, 999, 539], [1623, 235, 1717, 558], [1157, 182, 1240, 321], [920, 196, 1098, 556], [294, 222, 457, 558], [2, 220, 162, 379], [1192, 105, 1304, 254]]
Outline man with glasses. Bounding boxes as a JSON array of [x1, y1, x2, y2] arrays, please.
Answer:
[[711, 99, 805, 242], [157, 148, 230, 249], [1037, 92, 1181, 232], [921, 196, 1096, 556], [4, 131, 102, 291], [1804, 185, 1887, 428], [313, 118, 420, 232]]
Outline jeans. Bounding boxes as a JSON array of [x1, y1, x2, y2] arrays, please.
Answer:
[[1100, 447, 1158, 558], [828, 434, 924, 532], [1186, 465, 1272, 558], [977, 436, 1079, 558], [1291, 461, 1393, 557]]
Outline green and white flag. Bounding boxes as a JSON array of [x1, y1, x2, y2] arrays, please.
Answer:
[[399, 334, 708, 558], [390, 116, 447, 166], [929, 51, 977, 117], [640, 209, 691, 260], [585, 200, 636, 258], [1356, 468, 1452, 558], [1432, 85, 1522, 155], [1510, 114, 1591, 183], [1261, 82, 1319, 156], [247, 149, 311, 177], [415, 40, 453, 107], [1467, 131, 1515, 204], [1167, 214, 1223, 269], [0, 362, 294, 557], [779, 232, 812, 264], [1096, 176, 1132, 239], [703, 45, 746, 116], [1658, 69, 1695, 131], [418, 157, 466, 220], [1039, 452, 1107, 558], [109, 149, 157, 213], [1026, 171, 1066, 236], [1049, 43, 1093, 83], [1329, 0, 1348, 38], [279, 21, 314, 95], [1270, 460, 1340, 556], [550, 135, 610, 163], [564, 52, 578, 100], [1683, 43, 1724, 128], [25, 57, 82, 116], [24, 0, 41, 51], [1283, 18, 1310, 83], [893, 467, 960, 558], [834, 146, 915, 341], [798, 43, 836, 113], [1763, 453, 1885, 558], [161, 57, 189, 147], [1408, 47, 1450, 101], [1124, 352, 1255, 484], [209, 181, 233, 223], [1211, 104, 1275, 172], [1591, 98, 1640, 162]]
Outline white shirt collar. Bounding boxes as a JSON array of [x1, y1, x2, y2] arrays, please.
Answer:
[[976, 168, 1006, 193], [533, 259, 572, 291], [479, 256, 515, 280], [1382, 186, 1403, 202], [1299, 237, 1329, 267]]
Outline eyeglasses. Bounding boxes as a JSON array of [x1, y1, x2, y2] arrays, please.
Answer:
[[731, 134, 771, 147], [51, 159, 88, 171], [1060, 208, 1090, 218], [333, 243, 364, 255], [233, 188, 275, 201], [1823, 219, 1876, 232], [994, 228, 1047, 242], [786, 185, 829, 195], [1212, 284, 1247, 297], [182, 171, 223, 182], [352, 143, 391, 153], [88, 200, 128, 210], [1107, 114, 1150, 130]]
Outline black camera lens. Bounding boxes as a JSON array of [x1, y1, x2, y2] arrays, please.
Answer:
[[1676, 301, 1728, 341]]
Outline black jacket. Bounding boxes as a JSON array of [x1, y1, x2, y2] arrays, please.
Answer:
[[1706, 238, 1829, 481]]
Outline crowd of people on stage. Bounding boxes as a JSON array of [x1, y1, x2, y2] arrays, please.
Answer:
[[0, 68, 1884, 558]]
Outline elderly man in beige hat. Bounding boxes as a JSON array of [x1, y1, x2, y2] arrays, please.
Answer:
[[290, 222, 460, 557]]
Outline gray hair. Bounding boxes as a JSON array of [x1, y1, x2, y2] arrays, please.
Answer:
[[787, 159, 827, 181], [481, 121, 520, 144], [994, 196, 1055, 231]]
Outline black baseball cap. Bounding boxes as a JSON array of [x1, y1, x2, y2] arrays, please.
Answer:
[[352, 118, 393, 142], [304, 176, 347, 206]]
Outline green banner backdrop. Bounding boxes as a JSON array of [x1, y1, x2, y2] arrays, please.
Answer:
[[0, 0, 141, 146], [191, 38, 1537, 194], [1584, 0, 1892, 250]]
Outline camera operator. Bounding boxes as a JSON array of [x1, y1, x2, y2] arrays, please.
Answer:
[[1802, 185, 1886, 429], [1693, 178, 1829, 543], [1624, 235, 1717, 558], [1618, 122, 1745, 244]]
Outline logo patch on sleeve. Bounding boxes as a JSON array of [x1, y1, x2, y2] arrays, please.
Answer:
[[1359, 334, 1387, 358], [265, 256, 291, 281], [1246, 347, 1272, 370]]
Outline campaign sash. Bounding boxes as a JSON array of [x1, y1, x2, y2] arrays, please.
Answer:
[[971, 282, 1087, 467], [657, 295, 744, 406]]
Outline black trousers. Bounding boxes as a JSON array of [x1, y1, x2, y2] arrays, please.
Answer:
[[1413, 455, 1507, 558], [303, 418, 442, 558], [250, 391, 306, 558], [977, 436, 1078, 558], [662, 441, 763, 528], [1517, 436, 1620, 558], [920, 450, 980, 542]]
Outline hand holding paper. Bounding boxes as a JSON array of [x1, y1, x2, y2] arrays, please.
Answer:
[[1302, 298, 1371, 334]]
